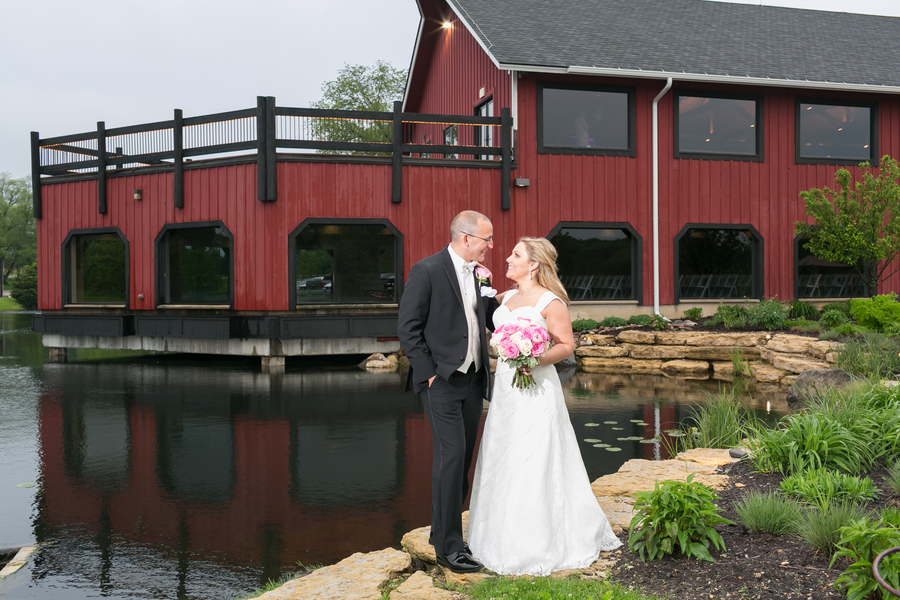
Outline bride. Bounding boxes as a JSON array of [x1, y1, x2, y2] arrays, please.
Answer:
[[467, 237, 622, 576]]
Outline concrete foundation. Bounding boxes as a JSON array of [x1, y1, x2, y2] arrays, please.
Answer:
[[48, 347, 67, 363]]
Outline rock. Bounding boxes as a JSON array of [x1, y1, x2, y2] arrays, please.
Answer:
[[575, 346, 629, 358], [660, 359, 710, 379], [764, 334, 820, 355], [655, 332, 764, 347], [592, 496, 635, 534], [729, 448, 749, 459], [750, 363, 789, 383], [787, 368, 852, 408], [402, 526, 435, 564], [684, 346, 761, 361], [676, 448, 741, 467], [808, 340, 841, 360], [390, 571, 461, 600], [257, 548, 411, 600], [360, 353, 399, 371], [711, 361, 736, 381], [387, 354, 400, 364], [581, 334, 617, 346], [771, 354, 830, 374], [623, 344, 686, 359], [616, 331, 656, 344], [579, 357, 663, 374], [590, 458, 726, 502]]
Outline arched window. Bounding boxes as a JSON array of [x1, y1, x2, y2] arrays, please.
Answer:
[[794, 236, 867, 298], [548, 222, 642, 302], [289, 219, 403, 305], [156, 221, 233, 307], [675, 225, 762, 301], [62, 227, 128, 307]]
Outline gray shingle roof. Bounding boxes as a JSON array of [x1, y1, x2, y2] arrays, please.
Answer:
[[446, 0, 900, 88]]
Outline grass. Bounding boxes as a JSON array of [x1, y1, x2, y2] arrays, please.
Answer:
[[456, 575, 663, 600], [797, 502, 872, 558], [886, 461, 900, 495], [0, 297, 23, 310], [233, 562, 323, 600], [779, 469, 880, 509], [733, 491, 803, 535], [832, 331, 900, 379], [666, 385, 759, 454]]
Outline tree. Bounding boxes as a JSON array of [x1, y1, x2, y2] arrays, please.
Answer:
[[10, 263, 37, 310], [309, 61, 407, 152], [795, 156, 900, 296], [0, 174, 37, 284]]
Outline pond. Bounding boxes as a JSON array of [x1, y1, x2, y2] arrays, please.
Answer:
[[0, 312, 785, 599]]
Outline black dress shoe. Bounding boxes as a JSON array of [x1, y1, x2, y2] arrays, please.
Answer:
[[435, 550, 484, 574], [428, 535, 471, 555]]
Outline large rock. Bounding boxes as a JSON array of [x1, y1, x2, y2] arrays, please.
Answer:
[[622, 344, 686, 359], [771, 354, 830, 374], [660, 359, 710, 379], [676, 448, 742, 467], [683, 346, 761, 361], [654, 332, 763, 346], [360, 353, 399, 371], [787, 368, 853, 408], [390, 572, 461, 600], [580, 334, 617, 346], [764, 334, 820, 355], [590, 458, 726, 500], [579, 357, 663, 374], [808, 340, 841, 361], [616, 331, 656, 344], [710, 360, 736, 381], [750, 363, 790, 383], [257, 548, 411, 600], [576, 346, 629, 358]]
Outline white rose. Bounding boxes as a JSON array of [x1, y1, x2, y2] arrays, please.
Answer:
[[517, 338, 533, 355]]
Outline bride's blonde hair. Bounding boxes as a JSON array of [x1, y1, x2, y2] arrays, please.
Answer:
[[518, 237, 570, 306]]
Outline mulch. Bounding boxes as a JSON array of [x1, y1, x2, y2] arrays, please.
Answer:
[[607, 459, 900, 600]]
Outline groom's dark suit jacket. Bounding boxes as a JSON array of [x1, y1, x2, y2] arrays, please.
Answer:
[[398, 247, 498, 396]]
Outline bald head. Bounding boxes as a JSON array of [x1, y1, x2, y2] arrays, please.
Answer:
[[450, 210, 490, 242]]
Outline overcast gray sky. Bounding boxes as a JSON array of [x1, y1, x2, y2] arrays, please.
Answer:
[[2, 0, 898, 179]]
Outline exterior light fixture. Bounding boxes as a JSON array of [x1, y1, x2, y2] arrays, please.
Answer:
[[133, 189, 142, 201], [442, 21, 451, 29], [514, 178, 530, 187]]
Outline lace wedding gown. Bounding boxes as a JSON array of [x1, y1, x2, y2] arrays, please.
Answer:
[[467, 290, 622, 575]]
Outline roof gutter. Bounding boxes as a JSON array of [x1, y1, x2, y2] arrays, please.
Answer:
[[652, 77, 672, 318]]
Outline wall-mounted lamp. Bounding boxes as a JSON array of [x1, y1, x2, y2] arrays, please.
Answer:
[[442, 21, 451, 29], [133, 189, 142, 201], [514, 178, 530, 187]]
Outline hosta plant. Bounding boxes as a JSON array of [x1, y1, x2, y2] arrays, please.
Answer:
[[628, 473, 734, 562], [832, 517, 900, 600]]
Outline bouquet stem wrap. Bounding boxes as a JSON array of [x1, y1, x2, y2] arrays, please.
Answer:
[[490, 317, 551, 389]]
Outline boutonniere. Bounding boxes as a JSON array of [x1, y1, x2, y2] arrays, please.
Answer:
[[475, 267, 497, 298]]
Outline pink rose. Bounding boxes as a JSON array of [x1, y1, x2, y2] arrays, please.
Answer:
[[475, 267, 492, 282], [502, 341, 520, 359], [501, 323, 520, 335], [530, 330, 544, 344], [540, 327, 551, 341], [532, 341, 546, 356]]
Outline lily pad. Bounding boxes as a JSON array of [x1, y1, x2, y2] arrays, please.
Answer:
[[630, 419, 644, 423], [640, 439, 658, 444], [627, 436, 644, 441], [666, 430, 686, 437], [617, 437, 629, 441], [15, 483, 35, 488], [593, 443, 610, 448], [605, 447, 623, 452], [603, 421, 618, 425], [612, 427, 624, 431], [584, 438, 601, 443], [634, 422, 649, 426], [585, 423, 600, 427]]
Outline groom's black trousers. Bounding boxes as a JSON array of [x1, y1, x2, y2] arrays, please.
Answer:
[[420, 363, 485, 556]]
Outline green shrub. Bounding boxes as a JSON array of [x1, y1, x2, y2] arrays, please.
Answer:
[[886, 321, 900, 337], [833, 332, 900, 379], [834, 323, 867, 338], [703, 316, 722, 327], [572, 318, 598, 332], [650, 314, 669, 331], [819, 329, 841, 341], [628, 473, 733, 562], [780, 469, 880, 508], [715, 304, 749, 329], [820, 308, 850, 329], [800, 323, 822, 333], [628, 314, 653, 326], [683, 307, 703, 321], [746, 298, 789, 330], [849, 293, 900, 332], [832, 517, 900, 600], [883, 507, 900, 528], [600, 316, 628, 328], [789, 299, 820, 320], [10, 264, 37, 310], [822, 301, 852, 316], [886, 461, 900, 495], [798, 502, 872, 558], [733, 491, 803, 535]]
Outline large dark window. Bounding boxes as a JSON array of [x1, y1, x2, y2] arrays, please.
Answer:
[[675, 92, 763, 161], [291, 220, 402, 305], [796, 100, 877, 165], [538, 83, 635, 156], [63, 229, 128, 305], [549, 223, 642, 301], [158, 223, 232, 305], [474, 98, 494, 160], [795, 237, 867, 298], [676, 226, 761, 300]]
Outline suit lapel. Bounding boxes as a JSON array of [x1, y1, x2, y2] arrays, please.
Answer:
[[441, 248, 465, 310]]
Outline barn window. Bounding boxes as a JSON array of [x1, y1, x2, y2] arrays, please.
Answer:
[[290, 219, 402, 305], [157, 222, 232, 306], [674, 92, 763, 161], [796, 100, 877, 165], [63, 229, 128, 306], [675, 226, 762, 300], [537, 82, 635, 156], [795, 236, 867, 298]]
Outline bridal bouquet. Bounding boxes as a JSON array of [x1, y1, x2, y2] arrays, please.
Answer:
[[490, 318, 551, 389]]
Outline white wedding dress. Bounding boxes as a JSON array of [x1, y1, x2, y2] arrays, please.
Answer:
[[467, 290, 622, 575]]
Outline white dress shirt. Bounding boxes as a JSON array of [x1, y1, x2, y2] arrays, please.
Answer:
[[448, 245, 482, 373]]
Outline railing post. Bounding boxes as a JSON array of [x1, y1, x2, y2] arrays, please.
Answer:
[[501, 107, 512, 210], [97, 121, 107, 215], [174, 108, 184, 209], [30, 132, 42, 219], [392, 100, 402, 204], [265, 96, 277, 202], [257, 96, 267, 203]]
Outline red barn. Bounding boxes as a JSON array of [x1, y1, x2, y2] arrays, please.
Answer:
[[31, 0, 900, 360]]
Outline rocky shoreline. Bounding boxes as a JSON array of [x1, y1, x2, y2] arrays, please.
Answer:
[[254, 448, 740, 600]]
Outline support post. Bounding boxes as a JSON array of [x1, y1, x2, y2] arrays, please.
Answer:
[[392, 101, 402, 204], [30, 132, 42, 219], [174, 109, 184, 209], [500, 107, 512, 210], [265, 96, 277, 202], [256, 96, 267, 202], [97, 121, 107, 214]]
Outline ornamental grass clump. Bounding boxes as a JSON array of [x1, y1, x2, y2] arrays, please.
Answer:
[[798, 502, 873, 558], [832, 516, 900, 600], [789, 299, 820, 320], [779, 469, 880, 509], [733, 491, 804, 535], [833, 332, 900, 379], [628, 473, 734, 562], [886, 461, 900, 495], [665, 387, 759, 454]]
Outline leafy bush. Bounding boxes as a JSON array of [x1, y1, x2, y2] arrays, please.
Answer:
[[832, 517, 900, 600], [849, 293, 900, 332], [798, 502, 872, 558], [883, 507, 900, 529], [822, 301, 853, 316], [733, 491, 803, 535], [819, 329, 841, 341], [833, 332, 900, 379], [572, 318, 598, 332], [748, 412, 875, 475], [789, 299, 820, 320], [628, 473, 734, 562], [628, 314, 653, 326], [779, 469, 880, 508], [833, 323, 867, 338], [746, 298, 789, 330], [683, 307, 703, 321], [703, 316, 722, 327], [887, 461, 900, 496], [820, 308, 850, 329], [10, 264, 37, 310], [715, 304, 749, 329], [600, 316, 628, 328], [650, 314, 669, 331]]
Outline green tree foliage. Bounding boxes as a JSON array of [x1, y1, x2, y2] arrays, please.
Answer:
[[0, 174, 37, 284], [10, 263, 37, 310], [310, 61, 408, 152], [795, 155, 900, 296]]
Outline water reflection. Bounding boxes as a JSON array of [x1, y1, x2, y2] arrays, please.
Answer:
[[0, 313, 787, 599]]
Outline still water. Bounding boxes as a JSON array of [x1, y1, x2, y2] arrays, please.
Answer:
[[0, 312, 783, 599]]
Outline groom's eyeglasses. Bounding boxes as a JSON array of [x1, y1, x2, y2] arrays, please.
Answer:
[[462, 232, 493, 244]]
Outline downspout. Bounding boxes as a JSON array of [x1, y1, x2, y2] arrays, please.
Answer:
[[652, 77, 673, 317], [510, 70, 518, 147]]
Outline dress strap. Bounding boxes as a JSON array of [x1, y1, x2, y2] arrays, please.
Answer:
[[500, 289, 518, 307], [534, 291, 562, 313]]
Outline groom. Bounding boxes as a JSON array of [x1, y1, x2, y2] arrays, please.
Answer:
[[398, 210, 498, 573]]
